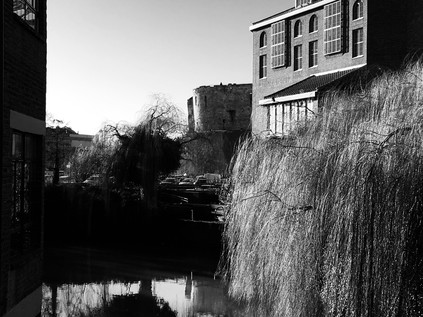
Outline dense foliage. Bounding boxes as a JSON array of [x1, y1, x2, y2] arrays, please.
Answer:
[[109, 124, 182, 208], [222, 62, 423, 316], [68, 95, 184, 209]]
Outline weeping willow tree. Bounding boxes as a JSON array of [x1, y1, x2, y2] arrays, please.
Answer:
[[222, 62, 423, 317], [106, 95, 184, 211], [69, 94, 184, 213], [108, 122, 181, 211]]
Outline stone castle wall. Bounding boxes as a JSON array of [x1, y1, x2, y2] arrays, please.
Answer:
[[189, 83, 252, 132]]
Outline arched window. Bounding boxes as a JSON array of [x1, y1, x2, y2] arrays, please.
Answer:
[[294, 20, 303, 38], [353, 0, 363, 20], [260, 32, 267, 48], [309, 15, 318, 33]]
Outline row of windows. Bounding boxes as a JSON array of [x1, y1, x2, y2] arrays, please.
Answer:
[[260, 27, 363, 77], [293, 14, 318, 38], [260, 1, 364, 62], [293, 41, 319, 71], [266, 100, 315, 135]]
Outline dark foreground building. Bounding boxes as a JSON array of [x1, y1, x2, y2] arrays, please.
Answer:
[[1, 0, 47, 316], [250, 0, 423, 136]]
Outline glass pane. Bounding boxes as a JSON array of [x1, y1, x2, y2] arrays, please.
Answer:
[[23, 163, 31, 217], [13, 162, 23, 224], [12, 133, 23, 159], [13, 0, 25, 11], [25, 135, 34, 160], [269, 105, 276, 133]]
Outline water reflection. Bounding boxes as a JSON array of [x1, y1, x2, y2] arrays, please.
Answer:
[[42, 247, 247, 317], [42, 282, 177, 316]]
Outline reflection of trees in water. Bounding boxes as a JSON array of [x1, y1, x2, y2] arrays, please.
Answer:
[[104, 293, 177, 317], [42, 281, 177, 317], [42, 283, 109, 316]]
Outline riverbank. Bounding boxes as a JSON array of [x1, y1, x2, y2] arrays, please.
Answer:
[[44, 183, 223, 258]]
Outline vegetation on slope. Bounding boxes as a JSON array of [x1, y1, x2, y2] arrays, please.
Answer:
[[222, 62, 423, 316]]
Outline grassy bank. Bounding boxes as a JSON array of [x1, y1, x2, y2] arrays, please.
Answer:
[[222, 63, 423, 316]]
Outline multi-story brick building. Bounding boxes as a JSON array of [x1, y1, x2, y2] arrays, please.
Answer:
[[187, 83, 252, 133], [250, 0, 423, 136], [1, 0, 47, 316]]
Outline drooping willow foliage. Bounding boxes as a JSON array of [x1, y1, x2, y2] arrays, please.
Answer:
[[222, 62, 423, 317]]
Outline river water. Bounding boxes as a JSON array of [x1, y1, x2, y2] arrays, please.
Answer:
[[41, 246, 248, 317]]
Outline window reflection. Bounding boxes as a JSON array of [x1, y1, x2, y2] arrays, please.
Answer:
[[13, 0, 38, 30]]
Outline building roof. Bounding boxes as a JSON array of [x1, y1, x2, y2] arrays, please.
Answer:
[[252, 7, 295, 27], [264, 66, 371, 100], [260, 65, 385, 106], [250, 0, 335, 31]]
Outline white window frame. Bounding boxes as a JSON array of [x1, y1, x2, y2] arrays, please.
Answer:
[[271, 21, 286, 68], [266, 99, 316, 136], [324, 1, 342, 55], [309, 14, 318, 33], [294, 20, 303, 38], [352, 28, 364, 57], [352, 0, 364, 20], [294, 45, 303, 71], [309, 40, 318, 67], [259, 55, 267, 79], [260, 31, 267, 48]]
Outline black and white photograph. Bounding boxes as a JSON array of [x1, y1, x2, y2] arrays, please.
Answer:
[[1, 0, 423, 316]]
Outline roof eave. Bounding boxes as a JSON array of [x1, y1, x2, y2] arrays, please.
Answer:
[[259, 91, 316, 105], [250, 0, 337, 32]]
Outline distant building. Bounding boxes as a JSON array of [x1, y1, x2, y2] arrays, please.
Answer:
[[187, 83, 252, 132], [250, 0, 423, 136], [183, 83, 252, 176], [1, 1, 47, 316], [69, 133, 94, 149], [45, 129, 93, 183]]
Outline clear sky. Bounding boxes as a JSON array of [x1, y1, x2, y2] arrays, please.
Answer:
[[46, 0, 292, 135]]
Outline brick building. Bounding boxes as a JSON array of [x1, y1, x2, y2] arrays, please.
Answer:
[[187, 83, 252, 133], [1, 1, 47, 316], [250, 0, 423, 136]]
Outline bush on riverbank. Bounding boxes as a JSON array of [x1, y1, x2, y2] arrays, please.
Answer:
[[44, 183, 145, 244], [44, 183, 223, 256], [222, 62, 423, 316]]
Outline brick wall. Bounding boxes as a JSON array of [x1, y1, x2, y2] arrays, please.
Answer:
[[1, 0, 46, 315], [3, 1, 46, 120], [251, 0, 423, 135], [192, 84, 252, 132]]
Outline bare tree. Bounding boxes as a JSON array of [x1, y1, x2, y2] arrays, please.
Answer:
[[140, 93, 188, 137], [45, 116, 76, 184]]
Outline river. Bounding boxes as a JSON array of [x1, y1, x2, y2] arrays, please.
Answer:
[[41, 245, 249, 317]]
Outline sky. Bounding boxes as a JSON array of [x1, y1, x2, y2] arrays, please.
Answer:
[[46, 0, 292, 135]]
